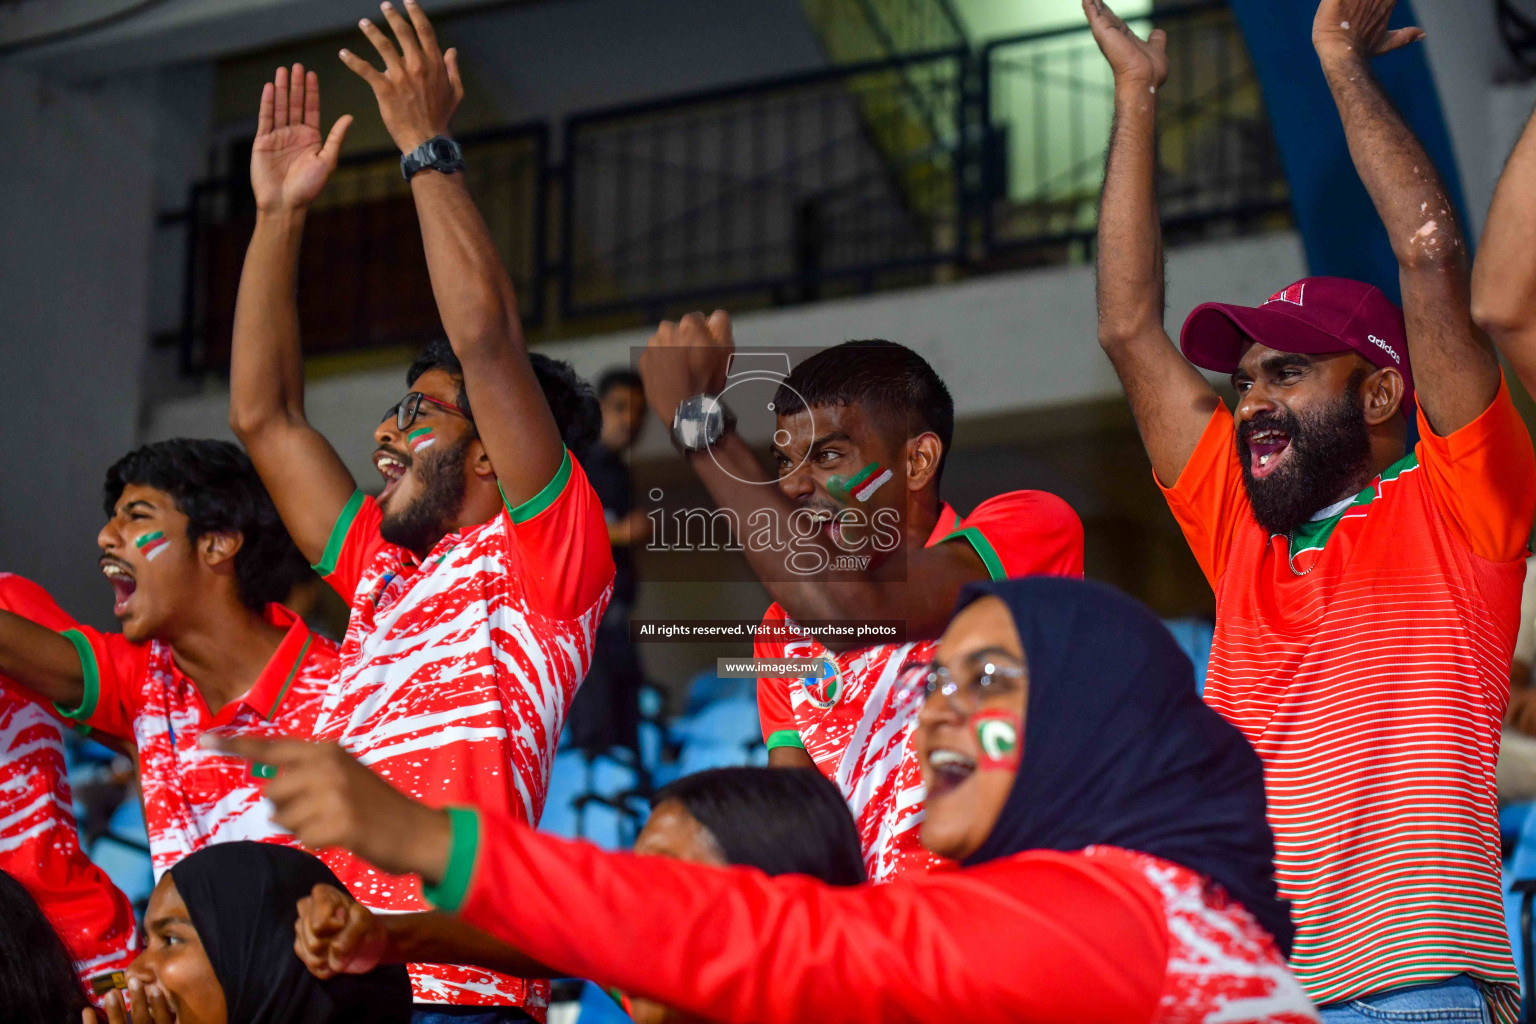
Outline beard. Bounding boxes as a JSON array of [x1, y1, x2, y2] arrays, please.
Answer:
[[1237, 380, 1372, 537], [380, 434, 470, 555]]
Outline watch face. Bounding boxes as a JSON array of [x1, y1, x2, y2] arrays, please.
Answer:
[[430, 139, 456, 162]]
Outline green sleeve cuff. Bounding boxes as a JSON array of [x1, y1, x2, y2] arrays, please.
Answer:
[[766, 728, 805, 751], [423, 806, 481, 913], [500, 448, 572, 524], [938, 526, 1006, 581], [312, 490, 366, 576], [55, 629, 100, 722]]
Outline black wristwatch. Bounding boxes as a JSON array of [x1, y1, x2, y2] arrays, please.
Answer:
[[401, 136, 465, 180]]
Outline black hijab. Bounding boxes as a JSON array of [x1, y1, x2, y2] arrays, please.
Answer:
[[956, 577, 1294, 955], [167, 842, 412, 1024]]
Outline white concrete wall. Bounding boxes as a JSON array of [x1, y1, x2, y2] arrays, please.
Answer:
[[143, 230, 1307, 477], [0, 64, 165, 622]]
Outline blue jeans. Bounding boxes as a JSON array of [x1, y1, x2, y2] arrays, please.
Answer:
[[410, 1009, 530, 1024], [1318, 975, 1490, 1023]]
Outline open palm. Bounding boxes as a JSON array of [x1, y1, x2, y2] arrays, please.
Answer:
[[251, 63, 353, 212]]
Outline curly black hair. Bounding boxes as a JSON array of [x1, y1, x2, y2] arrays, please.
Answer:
[[407, 339, 600, 451], [103, 439, 311, 611]]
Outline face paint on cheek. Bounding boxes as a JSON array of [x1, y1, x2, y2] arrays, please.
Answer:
[[135, 531, 170, 562], [407, 427, 437, 453], [827, 462, 893, 505], [972, 709, 1021, 770]]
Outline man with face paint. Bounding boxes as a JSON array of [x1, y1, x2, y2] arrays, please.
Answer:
[[1087, 0, 1535, 1016], [228, 7, 611, 1017], [0, 441, 333, 893], [640, 329, 1084, 882]]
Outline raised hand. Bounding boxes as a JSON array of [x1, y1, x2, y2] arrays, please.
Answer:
[[295, 883, 389, 980], [1082, 0, 1167, 90], [1313, 0, 1425, 62], [340, 0, 463, 154], [206, 734, 450, 882], [637, 310, 735, 426], [250, 64, 353, 213]]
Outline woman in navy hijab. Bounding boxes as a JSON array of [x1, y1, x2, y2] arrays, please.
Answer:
[[232, 578, 1318, 1024]]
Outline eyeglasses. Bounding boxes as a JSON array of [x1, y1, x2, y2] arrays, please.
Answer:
[[897, 659, 1025, 717], [383, 392, 466, 432]]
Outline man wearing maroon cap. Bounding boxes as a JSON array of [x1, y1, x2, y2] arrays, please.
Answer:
[[1086, 0, 1535, 1018]]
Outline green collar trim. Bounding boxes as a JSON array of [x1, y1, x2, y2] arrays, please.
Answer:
[[1284, 452, 1418, 556]]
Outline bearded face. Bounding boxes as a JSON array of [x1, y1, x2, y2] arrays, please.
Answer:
[[379, 432, 471, 555], [1236, 369, 1372, 536]]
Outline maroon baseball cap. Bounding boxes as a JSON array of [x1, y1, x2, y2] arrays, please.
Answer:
[[1180, 276, 1414, 408]]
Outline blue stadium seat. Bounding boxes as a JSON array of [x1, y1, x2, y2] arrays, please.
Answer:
[[669, 698, 762, 752], [575, 979, 633, 1022], [89, 798, 153, 908], [540, 749, 588, 840], [1162, 618, 1215, 695], [682, 671, 756, 717]]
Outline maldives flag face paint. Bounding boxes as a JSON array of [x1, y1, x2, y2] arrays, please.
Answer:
[[972, 708, 1021, 770], [407, 426, 437, 454], [827, 462, 893, 505], [135, 531, 170, 562]]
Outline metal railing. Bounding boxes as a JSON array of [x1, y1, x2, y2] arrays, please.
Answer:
[[979, 1, 1289, 259], [801, 0, 967, 62], [560, 49, 967, 319], [174, 2, 1288, 373], [178, 123, 545, 373]]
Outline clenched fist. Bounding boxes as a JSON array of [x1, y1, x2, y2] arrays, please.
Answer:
[[638, 310, 736, 427]]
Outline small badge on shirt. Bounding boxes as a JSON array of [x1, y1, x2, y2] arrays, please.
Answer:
[[801, 656, 843, 709], [249, 762, 277, 779]]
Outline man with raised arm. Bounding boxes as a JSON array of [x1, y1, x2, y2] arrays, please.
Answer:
[[227, 5, 611, 1017], [640, 327, 1083, 882], [0, 442, 333, 874], [0, 439, 333, 995], [1085, 0, 1533, 1015]]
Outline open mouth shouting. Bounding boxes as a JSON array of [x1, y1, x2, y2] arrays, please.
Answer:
[[926, 747, 977, 799], [374, 447, 411, 501], [101, 557, 137, 618], [1244, 426, 1292, 480]]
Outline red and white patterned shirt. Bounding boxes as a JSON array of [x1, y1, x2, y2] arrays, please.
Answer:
[[56, 603, 338, 878], [0, 683, 138, 992], [311, 448, 613, 1010], [756, 492, 1083, 881]]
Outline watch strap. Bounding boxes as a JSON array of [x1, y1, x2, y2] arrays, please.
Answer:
[[401, 135, 465, 181]]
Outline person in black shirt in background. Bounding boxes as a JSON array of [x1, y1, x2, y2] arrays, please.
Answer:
[[569, 369, 650, 756]]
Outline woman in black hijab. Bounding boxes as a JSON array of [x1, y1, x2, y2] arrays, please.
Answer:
[[226, 578, 1318, 1024], [91, 842, 410, 1024]]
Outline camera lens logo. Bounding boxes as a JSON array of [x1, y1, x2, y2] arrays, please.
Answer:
[[710, 352, 815, 486]]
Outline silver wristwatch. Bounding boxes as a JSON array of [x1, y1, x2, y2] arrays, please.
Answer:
[[671, 393, 735, 453]]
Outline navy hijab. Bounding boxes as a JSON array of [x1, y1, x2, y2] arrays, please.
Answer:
[[168, 842, 412, 1024], [956, 577, 1294, 955]]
